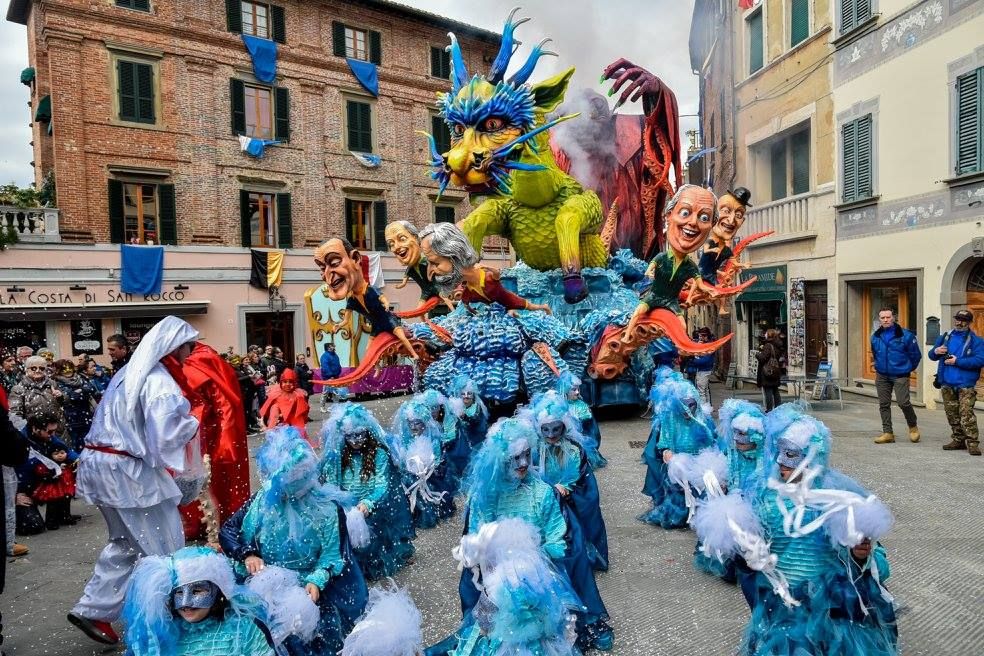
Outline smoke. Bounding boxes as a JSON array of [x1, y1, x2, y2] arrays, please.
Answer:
[[550, 89, 618, 189]]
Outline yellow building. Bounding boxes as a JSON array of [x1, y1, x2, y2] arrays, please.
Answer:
[[832, 0, 984, 407], [691, 0, 838, 381]]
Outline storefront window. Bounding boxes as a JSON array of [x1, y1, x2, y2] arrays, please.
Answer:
[[0, 320, 47, 355], [859, 279, 916, 380]]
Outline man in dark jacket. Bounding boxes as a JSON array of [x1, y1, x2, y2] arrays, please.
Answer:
[[928, 309, 984, 456], [0, 393, 29, 653], [871, 308, 922, 444], [319, 343, 342, 412]]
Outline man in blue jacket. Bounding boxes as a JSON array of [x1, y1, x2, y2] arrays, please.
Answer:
[[319, 342, 342, 412], [871, 308, 922, 444], [928, 309, 984, 456]]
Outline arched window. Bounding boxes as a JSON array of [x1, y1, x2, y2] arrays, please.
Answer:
[[967, 259, 984, 292]]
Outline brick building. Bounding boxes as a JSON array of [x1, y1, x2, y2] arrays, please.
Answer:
[[3, 0, 507, 363]]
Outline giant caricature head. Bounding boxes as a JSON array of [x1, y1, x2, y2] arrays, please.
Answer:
[[712, 187, 752, 243], [384, 221, 422, 268], [426, 11, 575, 195], [418, 222, 480, 296], [314, 237, 365, 302], [663, 184, 717, 255]]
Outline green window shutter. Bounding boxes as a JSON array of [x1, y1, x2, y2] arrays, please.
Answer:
[[855, 115, 873, 199], [842, 119, 858, 203], [276, 193, 293, 248], [791, 130, 810, 195], [118, 60, 137, 121], [372, 200, 387, 251], [344, 198, 356, 245], [230, 78, 246, 135], [770, 140, 787, 201], [790, 0, 809, 47], [956, 68, 983, 175], [158, 183, 177, 245], [856, 0, 872, 25], [431, 115, 451, 155], [360, 102, 372, 153], [430, 46, 441, 77], [134, 0, 150, 10], [274, 86, 290, 142], [748, 11, 763, 74], [347, 100, 372, 152], [240, 190, 252, 247], [108, 179, 125, 244], [226, 0, 242, 33], [435, 206, 455, 223], [271, 5, 286, 44], [135, 62, 155, 123], [841, 0, 857, 34], [332, 21, 346, 57], [369, 30, 382, 65]]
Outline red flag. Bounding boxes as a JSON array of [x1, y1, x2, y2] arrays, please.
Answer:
[[739, 0, 757, 9]]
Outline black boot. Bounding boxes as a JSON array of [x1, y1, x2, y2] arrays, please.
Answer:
[[44, 503, 60, 530], [60, 499, 78, 525]]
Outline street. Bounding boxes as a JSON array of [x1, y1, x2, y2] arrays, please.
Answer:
[[3, 386, 983, 655]]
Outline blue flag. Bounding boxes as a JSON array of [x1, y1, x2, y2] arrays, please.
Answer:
[[346, 58, 379, 97], [242, 34, 278, 83], [120, 244, 164, 295], [239, 135, 281, 158]]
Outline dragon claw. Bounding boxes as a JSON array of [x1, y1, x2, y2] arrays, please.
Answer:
[[562, 273, 588, 304]]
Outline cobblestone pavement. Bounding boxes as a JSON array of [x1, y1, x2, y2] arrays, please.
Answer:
[[3, 386, 983, 655]]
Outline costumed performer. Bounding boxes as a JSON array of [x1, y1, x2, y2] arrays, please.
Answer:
[[439, 518, 579, 656], [639, 369, 715, 529], [390, 398, 456, 529], [418, 222, 551, 314], [219, 427, 368, 655], [526, 390, 609, 572], [447, 375, 489, 476], [180, 342, 251, 541], [622, 184, 719, 338], [385, 220, 451, 316], [260, 368, 311, 442], [320, 403, 415, 580], [444, 417, 613, 653], [314, 237, 418, 359], [417, 389, 461, 483], [555, 372, 606, 468], [68, 316, 202, 646], [340, 582, 424, 656]]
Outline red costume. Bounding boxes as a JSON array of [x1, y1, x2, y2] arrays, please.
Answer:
[[176, 343, 251, 540], [260, 368, 310, 442], [459, 268, 530, 310]]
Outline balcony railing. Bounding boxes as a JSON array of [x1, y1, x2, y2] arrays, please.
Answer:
[[743, 190, 823, 239], [0, 206, 60, 243]]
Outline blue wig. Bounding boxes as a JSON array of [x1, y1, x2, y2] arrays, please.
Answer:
[[463, 417, 540, 516]]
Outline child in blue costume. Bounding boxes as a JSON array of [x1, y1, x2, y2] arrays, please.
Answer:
[[526, 390, 609, 572], [430, 418, 613, 654], [390, 398, 456, 529], [446, 375, 489, 477], [121, 546, 290, 656], [738, 416, 898, 656], [444, 518, 580, 656], [639, 370, 715, 528], [219, 427, 368, 656], [320, 403, 415, 581], [556, 372, 606, 468], [417, 389, 462, 481]]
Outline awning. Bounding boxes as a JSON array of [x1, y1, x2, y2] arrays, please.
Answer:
[[33, 94, 50, 122], [0, 301, 209, 321], [20, 67, 34, 85]]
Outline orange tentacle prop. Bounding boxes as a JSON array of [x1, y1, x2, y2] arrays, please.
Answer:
[[313, 333, 431, 388], [394, 297, 441, 319]]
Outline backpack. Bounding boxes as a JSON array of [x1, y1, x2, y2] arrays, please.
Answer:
[[762, 344, 781, 378]]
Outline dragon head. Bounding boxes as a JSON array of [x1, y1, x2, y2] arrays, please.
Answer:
[[424, 8, 577, 196]]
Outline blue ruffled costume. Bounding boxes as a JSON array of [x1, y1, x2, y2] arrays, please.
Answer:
[[391, 399, 457, 529]]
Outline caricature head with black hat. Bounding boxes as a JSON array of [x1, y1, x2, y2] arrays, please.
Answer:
[[713, 186, 753, 243]]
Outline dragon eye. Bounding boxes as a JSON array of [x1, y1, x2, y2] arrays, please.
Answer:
[[481, 117, 506, 132], [453, 124, 465, 136]]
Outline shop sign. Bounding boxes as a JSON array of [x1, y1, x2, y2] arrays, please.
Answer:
[[743, 265, 787, 294], [0, 287, 189, 306], [122, 318, 161, 349], [70, 319, 103, 356]]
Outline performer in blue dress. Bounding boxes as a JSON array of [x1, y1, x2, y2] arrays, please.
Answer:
[[320, 403, 415, 580], [390, 398, 456, 529], [555, 372, 606, 468], [446, 375, 489, 478], [219, 428, 368, 656], [526, 390, 609, 572]]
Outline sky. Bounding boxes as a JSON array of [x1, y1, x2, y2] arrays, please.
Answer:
[[0, 0, 697, 188]]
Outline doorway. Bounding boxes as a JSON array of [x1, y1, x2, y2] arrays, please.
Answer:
[[245, 311, 295, 362], [804, 281, 827, 375]]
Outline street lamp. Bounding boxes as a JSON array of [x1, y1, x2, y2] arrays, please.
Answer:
[[268, 285, 287, 313]]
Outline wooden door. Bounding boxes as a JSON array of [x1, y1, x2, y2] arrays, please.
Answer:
[[965, 291, 984, 399], [245, 311, 295, 362], [804, 281, 827, 375]]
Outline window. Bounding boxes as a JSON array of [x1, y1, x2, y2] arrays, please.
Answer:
[[747, 9, 764, 75], [435, 206, 456, 223], [840, 0, 872, 35], [239, 191, 292, 248], [116, 59, 155, 124], [107, 179, 176, 245], [345, 199, 388, 251], [762, 127, 811, 201], [245, 85, 273, 139], [227, 0, 285, 43], [346, 100, 373, 153], [231, 79, 290, 142], [842, 114, 873, 203], [431, 46, 451, 79], [332, 22, 381, 65], [790, 0, 809, 47], [955, 67, 983, 176], [431, 114, 451, 156], [116, 0, 150, 10]]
